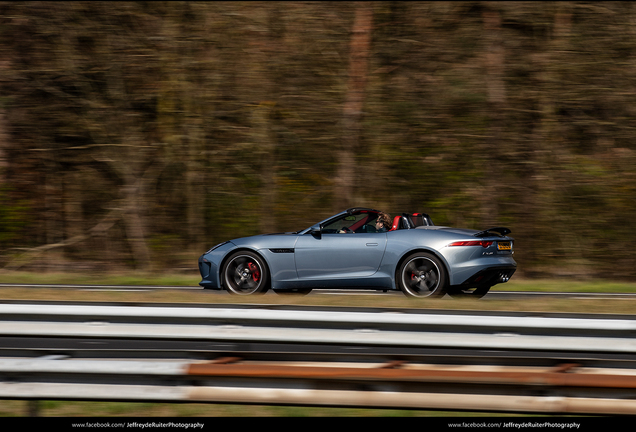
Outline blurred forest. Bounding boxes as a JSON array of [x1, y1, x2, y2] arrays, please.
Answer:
[[0, 1, 635, 279]]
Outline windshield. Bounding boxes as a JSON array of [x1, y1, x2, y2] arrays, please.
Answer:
[[321, 211, 380, 233]]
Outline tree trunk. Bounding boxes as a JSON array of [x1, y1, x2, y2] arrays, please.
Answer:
[[335, 2, 374, 211], [0, 107, 7, 183], [524, 4, 573, 266], [252, 4, 283, 234], [121, 177, 151, 270], [255, 102, 277, 234], [481, 5, 506, 227], [63, 170, 84, 258]]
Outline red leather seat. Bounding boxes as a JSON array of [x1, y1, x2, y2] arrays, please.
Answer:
[[389, 216, 402, 231]]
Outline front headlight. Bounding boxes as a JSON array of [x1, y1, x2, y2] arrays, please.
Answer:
[[205, 241, 229, 254]]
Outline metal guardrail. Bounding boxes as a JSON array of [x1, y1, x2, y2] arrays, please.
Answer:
[[1, 303, 635, 355], [1, 357, 636, 415], [0, 302, 635, 414]]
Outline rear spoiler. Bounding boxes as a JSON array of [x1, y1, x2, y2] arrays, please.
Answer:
[[474, 227, 511, 237]]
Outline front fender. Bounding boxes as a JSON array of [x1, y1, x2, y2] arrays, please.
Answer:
[[198, 241, 238, 289]]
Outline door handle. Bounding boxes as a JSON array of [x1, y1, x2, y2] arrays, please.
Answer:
[[366, 243, 378, 247]]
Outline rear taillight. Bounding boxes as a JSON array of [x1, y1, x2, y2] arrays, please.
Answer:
[[447, 240, 494, 248]]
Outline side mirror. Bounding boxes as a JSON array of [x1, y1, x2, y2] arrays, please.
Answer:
[[309, 224, 322, 238]]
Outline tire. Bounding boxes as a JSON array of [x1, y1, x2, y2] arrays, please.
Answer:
[[397, 252, 447, 298], [273, 288, 312, 296], [222, 251, 270, 295], [447, 285, 491, 299]]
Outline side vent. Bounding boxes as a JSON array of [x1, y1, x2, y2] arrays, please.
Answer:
[[269, 248, 295, 254]]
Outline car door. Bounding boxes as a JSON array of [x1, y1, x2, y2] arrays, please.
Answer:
[[294, 231, 387, 280]]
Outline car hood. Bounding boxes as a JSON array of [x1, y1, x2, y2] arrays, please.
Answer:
[[228, 232, 300, 250]]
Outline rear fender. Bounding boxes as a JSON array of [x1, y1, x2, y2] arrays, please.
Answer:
[[393, 247, 451, 289]]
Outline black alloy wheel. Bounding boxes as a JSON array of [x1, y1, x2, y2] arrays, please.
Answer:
[[398, 252, 447, 298], [223, 251, 270, 295]]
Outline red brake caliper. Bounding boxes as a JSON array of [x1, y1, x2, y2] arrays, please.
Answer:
[[248, 262, 260, 282]]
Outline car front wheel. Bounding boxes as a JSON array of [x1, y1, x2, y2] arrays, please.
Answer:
[[223, 251, 270, 295], [397, 252, 447, 298]]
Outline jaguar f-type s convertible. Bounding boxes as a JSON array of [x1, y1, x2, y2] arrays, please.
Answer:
[[198, 208, 516, 298]]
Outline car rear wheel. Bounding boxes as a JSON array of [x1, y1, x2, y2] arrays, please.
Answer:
[[223, 251, 270, 295], [447, 286, 491, 299], [397, 252, 447, 298]]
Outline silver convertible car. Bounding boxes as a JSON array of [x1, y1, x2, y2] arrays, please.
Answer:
[[198, 208, 516, 298]]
